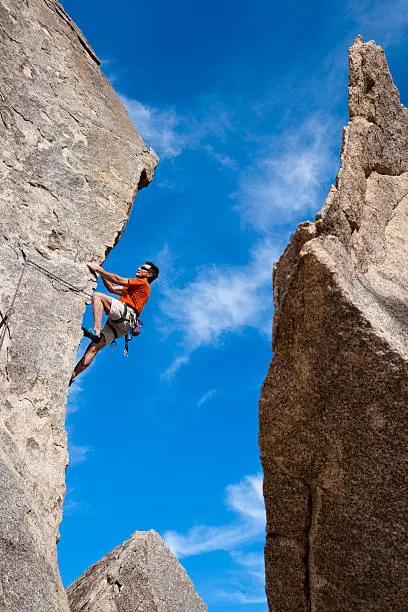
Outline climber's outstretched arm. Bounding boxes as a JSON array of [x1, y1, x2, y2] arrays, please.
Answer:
[[102, 277, 123, 295], [89, 263, 129, 286]]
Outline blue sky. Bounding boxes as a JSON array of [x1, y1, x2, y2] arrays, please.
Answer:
[[60, 1, 408, 609]]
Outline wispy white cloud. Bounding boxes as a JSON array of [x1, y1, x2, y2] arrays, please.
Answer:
[[121, 96, 185, 158], [217, 590, 267, 606], [215, 549, 267, 607], [63, 488, 90, 516], [237, 115, 336, 231], [202, 144, 237, 169], [164, 474, 266, 607], [64, 499, 85, 515], [100, 57, 122, 85], [67, 382, 83, 415], [69, 443, 92, 466], [164, 473, 265, 557], [66, 345, 93, 466], [156, 179, 185, 191], [227, 474, 265, 522], [348, 0, 408, 46], [197, 389, 217, 407], [159, 238, 277, 353], [161, 355, 189, 381], [210, 552, 267, 608], [209, 551, 267, 607], [165, 520, 262, 558], [154, 243, 185, 285], [230, 550, 266, 583], [67, 337, 96, 413], [121, 96, 236, 167]]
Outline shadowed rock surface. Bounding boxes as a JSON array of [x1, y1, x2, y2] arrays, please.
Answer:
[[67, 530, 207, 611], [260, 37, 408, 611], [0, 1, 157, 610]]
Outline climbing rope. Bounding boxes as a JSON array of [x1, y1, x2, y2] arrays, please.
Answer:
[[0, 256, 92, 354], [25, 258, 92, 298], [0, 259, 27, 354]]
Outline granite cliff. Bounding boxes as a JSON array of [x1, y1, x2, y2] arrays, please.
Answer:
[[0, 0, 161, 610], [67, 530, 207, 611], [260, 37, 408, 610]]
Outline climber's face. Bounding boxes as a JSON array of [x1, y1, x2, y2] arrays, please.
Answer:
[[136, 264, 152, 280]]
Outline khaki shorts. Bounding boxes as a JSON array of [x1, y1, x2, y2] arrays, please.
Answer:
[[101, 298, 133, 345]]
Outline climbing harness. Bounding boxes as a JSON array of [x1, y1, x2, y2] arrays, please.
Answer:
[[0, 255, 92, 354], [104, 302, 143, 357]]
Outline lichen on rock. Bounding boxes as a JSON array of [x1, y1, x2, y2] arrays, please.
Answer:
[[260, 38, 408, 610]]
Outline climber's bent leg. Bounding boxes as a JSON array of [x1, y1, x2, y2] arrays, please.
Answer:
[[69, 336, 107, 385], [91, 292, 112, 336]]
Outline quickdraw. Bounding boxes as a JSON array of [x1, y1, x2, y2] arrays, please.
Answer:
[[124, 318, 143, 357]]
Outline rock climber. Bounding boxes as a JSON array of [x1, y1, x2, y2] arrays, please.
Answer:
[[69, 261, 159, 385]]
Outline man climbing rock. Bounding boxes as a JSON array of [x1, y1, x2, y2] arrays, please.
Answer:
[[69, 261, 159, 385]]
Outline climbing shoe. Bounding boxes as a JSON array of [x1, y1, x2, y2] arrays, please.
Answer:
[[81, 326, 101, 344]]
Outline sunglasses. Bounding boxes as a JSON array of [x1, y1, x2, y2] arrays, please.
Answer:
[[139, 265, 152, 273]]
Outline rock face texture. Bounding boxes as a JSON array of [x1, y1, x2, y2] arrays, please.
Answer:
[[67, 530, 207, 612], [0, 1, 157, 610], [260, 38, 408, 611]]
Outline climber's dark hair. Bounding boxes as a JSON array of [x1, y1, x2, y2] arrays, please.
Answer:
[[146, 261, 159, 284]]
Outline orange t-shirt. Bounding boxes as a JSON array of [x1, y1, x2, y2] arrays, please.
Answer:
[[119, 278, 150, 315]]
